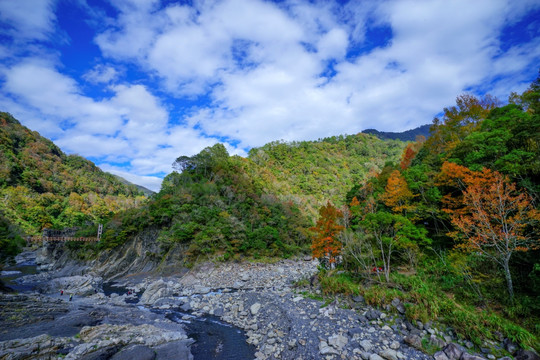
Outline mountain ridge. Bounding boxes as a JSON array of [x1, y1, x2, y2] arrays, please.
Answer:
[[362, 124, 431, 141]]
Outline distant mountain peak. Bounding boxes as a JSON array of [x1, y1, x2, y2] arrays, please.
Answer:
[[362, 124, 431, 142]]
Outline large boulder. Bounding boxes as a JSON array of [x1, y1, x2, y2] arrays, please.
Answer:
[[44, 275, 102, 296], [139, 280, 174, 305]]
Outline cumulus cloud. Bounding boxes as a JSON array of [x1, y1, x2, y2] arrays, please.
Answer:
[[99, 164, 163, 193], [93, 0, 540, 143], [83, 64, 120, 84], [0, 0, 57, 41]]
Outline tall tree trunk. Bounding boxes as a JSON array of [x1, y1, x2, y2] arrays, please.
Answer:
[[503, 257, 514, 302]]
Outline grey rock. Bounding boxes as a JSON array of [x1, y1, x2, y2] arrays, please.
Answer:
[[0, 334, 71, 360], [515, 350, 540, 360], [180, 302, 191, 312], [192, 285, 211, 294], [360, 339, 373, 352], [140, 280, 173, 304], [153, 339, 194, 360], [79, 345, 122, 360], [390, 298, 405, 313], [433, 351, 450, 360], [288, 339, 297, 349], [429, 334, 446, 349], [502, 338, 517, 354], [366, 309, 381, 320], [213, 306, 224, 317], [111, 345, 156, 360], [353, 295, 365, 303], [442, 343, 464, 359], [379, 348, 398, 360], [348, 327, 363, 337], [232, 281, 244, 289], [461, 353, 487, 360], [403, 335, 423, 350], [370, 354, 385, 360], [328, 333, 348, 350], [319, 340, 339, 355], [250, 302, 261, 315]]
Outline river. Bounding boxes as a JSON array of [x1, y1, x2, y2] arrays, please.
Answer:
[[1, 259, 255, 360]]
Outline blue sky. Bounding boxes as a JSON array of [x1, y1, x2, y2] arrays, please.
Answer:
[[1, 0, 539, 192]]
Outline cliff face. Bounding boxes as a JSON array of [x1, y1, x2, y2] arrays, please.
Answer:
[[35, 229, 190, 280]]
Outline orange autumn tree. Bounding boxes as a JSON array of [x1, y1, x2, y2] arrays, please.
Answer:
[[381, 170, 415, 215], [439, 162, 540, 300], [311, 201, 345, 268]]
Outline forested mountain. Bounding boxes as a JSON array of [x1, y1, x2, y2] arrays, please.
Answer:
[[0, 112, 146, 257], [362, 124, 431, 141]]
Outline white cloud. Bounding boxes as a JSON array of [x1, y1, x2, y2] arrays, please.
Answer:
[[99, 164, 163, 193], [317, 28, 349, 60], [0, 0, 57, 41], [83, 64, 120, 84], [92, 0, 539, 146]]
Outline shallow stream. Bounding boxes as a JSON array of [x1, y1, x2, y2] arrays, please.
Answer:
[[100, 282, 256, 359], [0, 263, 38, 292]]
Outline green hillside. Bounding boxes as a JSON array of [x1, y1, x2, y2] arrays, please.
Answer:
[[0, 112, 146, 257], [248, 134, 406, 216]]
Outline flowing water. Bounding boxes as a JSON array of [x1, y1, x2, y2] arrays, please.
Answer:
[[101, 282, 256, 359], [0, 264, 38, 292], [1, 259, 255, 359], [159, 308, 256, 360]]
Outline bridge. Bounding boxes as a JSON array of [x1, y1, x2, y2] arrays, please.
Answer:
[[27, 236, 100, 242], [27, 224, 102, 243]]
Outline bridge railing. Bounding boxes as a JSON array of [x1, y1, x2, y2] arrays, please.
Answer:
[[28, 224, 103, 243], [27, 236, 100, 243]]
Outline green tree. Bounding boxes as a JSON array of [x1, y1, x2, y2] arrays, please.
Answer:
[[361, 211, 429, 281]]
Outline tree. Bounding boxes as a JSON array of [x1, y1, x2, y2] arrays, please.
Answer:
[[380, 170, 415, 215], [361, 211, 429, 282], [425, 94, 500, 156], [400, 136, 425, 170], [440, 162, 540, 300], [311, 201, 345, 267]]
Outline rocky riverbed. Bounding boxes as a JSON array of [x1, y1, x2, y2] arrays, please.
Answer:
[[1, 250, 538, 360]]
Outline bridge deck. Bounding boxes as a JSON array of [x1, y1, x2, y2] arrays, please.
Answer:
[[28, 236, 100, 242]]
